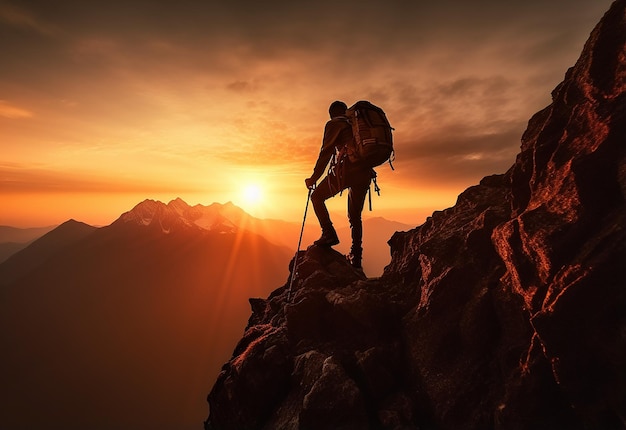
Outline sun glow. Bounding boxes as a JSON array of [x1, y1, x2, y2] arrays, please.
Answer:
[[241, 183, 263, 207]]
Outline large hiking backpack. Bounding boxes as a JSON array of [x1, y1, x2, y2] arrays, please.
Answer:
[[345, 101, 394, 168]]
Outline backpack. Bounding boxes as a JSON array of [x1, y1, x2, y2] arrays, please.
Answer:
[[345, 101, 394, 169]]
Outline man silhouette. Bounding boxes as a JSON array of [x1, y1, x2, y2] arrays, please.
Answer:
[[305, 100, 374, 270]]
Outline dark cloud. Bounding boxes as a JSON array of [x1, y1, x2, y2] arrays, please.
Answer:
[[2, 1, 612, 65], [226, 80, 260, 93], [0, 0, 612, 103]]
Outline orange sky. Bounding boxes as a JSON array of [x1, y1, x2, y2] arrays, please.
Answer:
[[0, 0, 614, 227]]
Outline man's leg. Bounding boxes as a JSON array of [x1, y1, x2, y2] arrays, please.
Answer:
[[347, 182, 369, 268], [311, 175, 340, 246]]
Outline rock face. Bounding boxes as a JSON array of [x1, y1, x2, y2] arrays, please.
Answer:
[[205, 2, 626, 429]]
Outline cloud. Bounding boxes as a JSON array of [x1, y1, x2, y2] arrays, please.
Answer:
[[226, 80, 261, 93], [0, 2, 58, 35], [0, 163, 202, 194], [0, 100, 33, 119]]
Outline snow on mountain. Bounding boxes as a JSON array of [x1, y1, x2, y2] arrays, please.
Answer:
[[116, 198, 245, 234]]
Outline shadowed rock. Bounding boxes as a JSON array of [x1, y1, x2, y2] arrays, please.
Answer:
[[205, 2, 625, 429]]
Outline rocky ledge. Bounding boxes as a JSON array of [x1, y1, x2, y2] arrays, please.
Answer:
[[205, 1, 625, 429]]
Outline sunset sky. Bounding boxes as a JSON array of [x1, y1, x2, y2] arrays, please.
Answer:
[[0, 0, 614, 227]]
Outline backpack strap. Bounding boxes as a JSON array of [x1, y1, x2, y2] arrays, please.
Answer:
[[367, 171, 381, 211], [373, 175, 381, 196], [388, 150, 396, 170]]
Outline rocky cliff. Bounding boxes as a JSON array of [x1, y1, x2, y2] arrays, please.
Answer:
[[205, 2, 625, 429]]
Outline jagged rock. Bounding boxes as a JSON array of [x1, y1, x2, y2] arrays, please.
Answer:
[[205, 2, 625, 429]]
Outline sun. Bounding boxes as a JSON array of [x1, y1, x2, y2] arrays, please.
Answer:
[[241, 183, 263, 207]]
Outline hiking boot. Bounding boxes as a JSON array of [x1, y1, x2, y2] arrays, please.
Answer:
[[314, 228, 339, 247], [346, 253, 362, 269]]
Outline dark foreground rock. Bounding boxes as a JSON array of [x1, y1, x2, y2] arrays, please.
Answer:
[[205, 2, 625, 429]]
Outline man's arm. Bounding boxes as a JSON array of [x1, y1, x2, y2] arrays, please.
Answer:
[[308, 120, 345, 184]]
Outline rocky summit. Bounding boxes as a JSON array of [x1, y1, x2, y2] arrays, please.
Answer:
[[205, 2, 625, 429]]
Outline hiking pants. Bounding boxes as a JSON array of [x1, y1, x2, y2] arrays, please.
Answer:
[[311, 166, 372, 256]]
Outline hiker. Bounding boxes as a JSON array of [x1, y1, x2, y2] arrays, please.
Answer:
[[305, 100, 374, 270]]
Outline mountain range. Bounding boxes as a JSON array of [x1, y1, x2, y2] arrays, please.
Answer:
[[0, 199, 293, 429], [0, 198, 410, 429], [0, 198, 412, 278]]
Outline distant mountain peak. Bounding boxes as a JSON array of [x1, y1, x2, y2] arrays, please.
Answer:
[[115, 198, 250, 234], [166, 197, 191, 212], [60, 219, 90, 227]]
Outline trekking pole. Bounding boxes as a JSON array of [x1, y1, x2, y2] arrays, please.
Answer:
[[286, 187, 313, 303]]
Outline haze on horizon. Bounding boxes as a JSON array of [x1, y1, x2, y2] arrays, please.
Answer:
[[0, 0, 614, 227]]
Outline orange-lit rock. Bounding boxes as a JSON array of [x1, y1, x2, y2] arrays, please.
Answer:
[[206, 2, 625, 429]]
